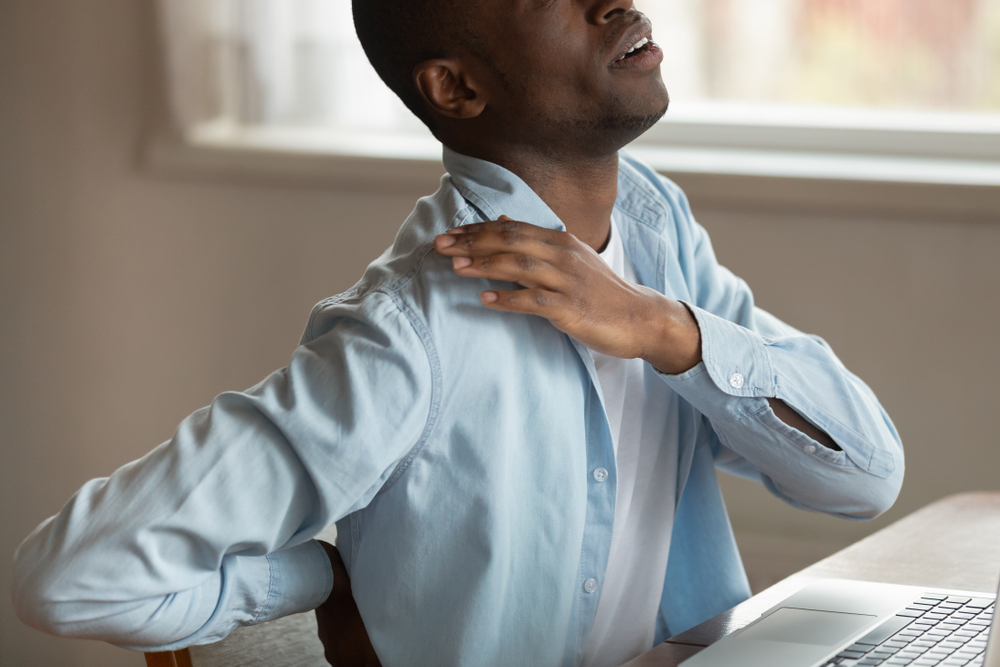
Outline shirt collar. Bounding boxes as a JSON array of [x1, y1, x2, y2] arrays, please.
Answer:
[[441, 147, 670, 241], [442, 146, 568, 233], [441, 146, 671, 298]]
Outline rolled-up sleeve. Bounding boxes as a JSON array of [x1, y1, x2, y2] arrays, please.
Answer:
[[654, 176, 903, 520], [11, 291, 434, 650]]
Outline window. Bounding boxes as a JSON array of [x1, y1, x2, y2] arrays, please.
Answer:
[[158, 0, 432, 158], [649, 0, 1000, 114], [156, 0, 1000, 186]]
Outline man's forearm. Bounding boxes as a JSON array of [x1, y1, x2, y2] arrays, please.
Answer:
[[767, 397, 841, 451], [641, 297, 840, 451], [659, 303, 902, 518], [434, 218, 847, 456]]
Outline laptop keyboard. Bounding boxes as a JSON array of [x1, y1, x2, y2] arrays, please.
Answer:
[[820, 594, 995, 667]]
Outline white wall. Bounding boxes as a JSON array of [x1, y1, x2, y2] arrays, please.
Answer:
[[2, 2, 998, 666]]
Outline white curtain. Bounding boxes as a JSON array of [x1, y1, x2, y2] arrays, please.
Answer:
[[157, 0, 416, 132]]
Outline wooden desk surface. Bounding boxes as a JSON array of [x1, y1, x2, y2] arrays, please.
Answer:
[[622, 492, 1000, 667]]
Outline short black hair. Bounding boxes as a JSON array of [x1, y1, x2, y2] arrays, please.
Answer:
[[352, 0, 462, 131], [353, 0, 509, 136]]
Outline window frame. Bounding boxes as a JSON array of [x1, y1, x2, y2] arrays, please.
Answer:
[[143, 102, 1000, 222]]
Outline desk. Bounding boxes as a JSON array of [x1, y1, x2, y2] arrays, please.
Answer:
[[622, 492, 1000, 667]]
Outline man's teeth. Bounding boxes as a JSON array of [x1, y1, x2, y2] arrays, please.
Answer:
[[628, 37, 649, 53], [620, 37, 650, 60]]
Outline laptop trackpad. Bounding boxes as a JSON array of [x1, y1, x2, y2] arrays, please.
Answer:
[[738, 607, 877, 646], [681, 607, 880, 665]]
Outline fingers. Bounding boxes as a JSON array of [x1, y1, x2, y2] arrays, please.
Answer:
[[450, 251, 567, 290], [434, 216, 568, 261], [446, 215, 533, 237], [480, 288, 569, 321], [434, 216, 598, 329]]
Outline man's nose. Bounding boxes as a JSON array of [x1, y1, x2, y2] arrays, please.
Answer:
[[586, 0, 634, 24]]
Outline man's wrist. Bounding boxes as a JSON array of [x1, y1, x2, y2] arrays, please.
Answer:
[[637, 294, 702, 375]]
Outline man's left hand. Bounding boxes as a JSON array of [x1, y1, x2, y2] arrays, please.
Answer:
[[434, 217, 701, 375]]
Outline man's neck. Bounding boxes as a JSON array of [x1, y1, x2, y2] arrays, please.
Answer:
[[464, 145, 620, 251]]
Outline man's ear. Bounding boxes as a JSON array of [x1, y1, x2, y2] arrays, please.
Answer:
[[413, 59, 488, 120]]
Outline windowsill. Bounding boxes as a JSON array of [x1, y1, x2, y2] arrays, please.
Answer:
[[142, 119, 1000, 221], [142, 123, 448, 194], [629, 146, 1000, 222]]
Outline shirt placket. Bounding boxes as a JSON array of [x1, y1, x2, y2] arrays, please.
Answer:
[[563, 339, 618, 666]]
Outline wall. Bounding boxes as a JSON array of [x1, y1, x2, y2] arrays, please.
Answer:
[[1, 2, 998, 666], [704, 206, 1000, 591]]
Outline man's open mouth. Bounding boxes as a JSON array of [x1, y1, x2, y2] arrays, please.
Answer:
[[617, 37, 652, 62]]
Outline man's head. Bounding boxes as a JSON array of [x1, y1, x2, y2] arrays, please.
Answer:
[[352, 0, 471, 130], [353, 0, 669, 160]]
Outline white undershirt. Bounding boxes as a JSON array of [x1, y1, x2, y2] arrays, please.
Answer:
[[580, 218, 679, 667]]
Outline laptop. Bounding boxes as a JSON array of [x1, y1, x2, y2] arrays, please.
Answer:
[[680, 577, 999, 667]]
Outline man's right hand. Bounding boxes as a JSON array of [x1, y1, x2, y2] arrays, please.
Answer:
[[316, 541, 382, 667]]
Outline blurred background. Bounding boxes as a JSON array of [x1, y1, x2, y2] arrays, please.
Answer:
[[159, 0, 1000, 132], [2, 1, 1000, 666]]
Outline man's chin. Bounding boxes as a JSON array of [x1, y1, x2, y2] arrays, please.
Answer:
[[604, 101, 669, 133], [592, 99, 670, 153]]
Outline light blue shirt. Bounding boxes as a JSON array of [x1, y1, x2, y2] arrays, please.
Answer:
[[12, 149, 904, 666]]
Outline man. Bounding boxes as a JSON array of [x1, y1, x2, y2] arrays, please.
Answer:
[[12, 1, 903, 666]]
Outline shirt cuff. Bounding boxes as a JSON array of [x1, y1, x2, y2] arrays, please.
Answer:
[[255, 540, 334, 625], [657, 304, 774, 424], [659, 360, 769, 425]]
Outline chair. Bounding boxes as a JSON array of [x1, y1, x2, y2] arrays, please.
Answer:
[[145, 611, 328, 667], [145, 648, 193, 667]]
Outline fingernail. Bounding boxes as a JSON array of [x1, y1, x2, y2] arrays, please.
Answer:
[[447, 227, 464, 235], [481, 291, 498, 304], [437, 235, 456, 248], [453, 257, 472, 269]]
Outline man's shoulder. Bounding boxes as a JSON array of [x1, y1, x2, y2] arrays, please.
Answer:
[[301, 175, 481, 345]]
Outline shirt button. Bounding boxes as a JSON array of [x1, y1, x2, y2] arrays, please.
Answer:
[[804, 445, 817, 454], [729, 373, 745, 389], [593, 467, 609, 482], [584, 578, 598, 594]]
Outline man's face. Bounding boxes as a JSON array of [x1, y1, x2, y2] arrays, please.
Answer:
[[467, 0, 670, 157]]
